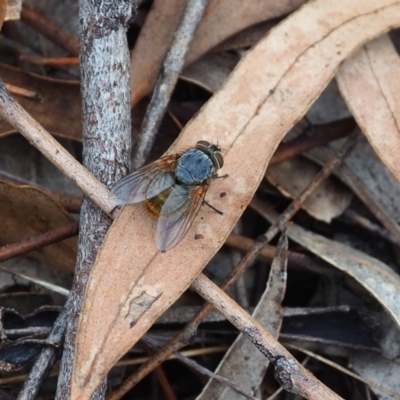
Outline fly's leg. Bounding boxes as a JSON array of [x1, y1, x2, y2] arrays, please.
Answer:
[[203, 200, 223, 215]]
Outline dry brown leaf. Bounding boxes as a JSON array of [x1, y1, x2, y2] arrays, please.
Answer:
[[266, 157, 353, 223], [0, 64, 81, 141], [72, 1, 400, 398], [130, 0, 306, 106], [0, 181, 77, 272], [337, 35, 400, 184], [0, 0, 6, 27]]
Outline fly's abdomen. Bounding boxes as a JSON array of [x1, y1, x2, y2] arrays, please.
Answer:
[[143, 187, 173, 218]]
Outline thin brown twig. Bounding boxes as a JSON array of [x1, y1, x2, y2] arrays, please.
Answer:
[[174, 352, 261, 400], [269, 117, 356, 166], [132, 0, 209, 169], [0, 222, 79, 262], [285, 343, 400, 400], [1, 346, 227, 386], [141, 342, 178, 400], [192, 274, 342, 399], [142, 335, 260, 400], [20, 5, 79, 56], [19, 55, 80, 66], [4, 83, 41, 101], [107, 135, 356, 400], [225, 232, 326, 272]]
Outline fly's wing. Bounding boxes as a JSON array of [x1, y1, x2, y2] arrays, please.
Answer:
[[109, 155, 179, 206], [156, 184, 208, 251]]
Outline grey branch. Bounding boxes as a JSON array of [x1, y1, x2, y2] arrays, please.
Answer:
[[132, 0, 209, 169]]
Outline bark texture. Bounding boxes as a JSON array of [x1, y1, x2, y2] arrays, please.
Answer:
[[55, 1, 137, 399]]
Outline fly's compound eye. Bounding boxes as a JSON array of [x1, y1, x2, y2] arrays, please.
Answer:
[[215, 152, 224, 169], [196, 140, 210, 148]]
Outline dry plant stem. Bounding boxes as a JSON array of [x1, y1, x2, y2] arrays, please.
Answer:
[[19, 55, 80, 66], [20, 4, 79, 56], [343, 209, 396, 244], [174, 353, 260, 400], [132, 0, 209, 169], [270, 117, 356, 166], [4, 83, 41, 101], [226, 233, 323, 272], [285, 343, 400, 400], [141, 342, 178, 400], [192, 274, 342, 400], [50, 193, 82, 214], [0, 82, 113, 215], [52, 2, 137, 399], [0, 222, 79, 261], [143, 335, 259, 400], [107, 135, 355, 400], [18, 297, 72, 400]]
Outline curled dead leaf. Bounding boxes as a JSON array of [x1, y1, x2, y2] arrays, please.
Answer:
[[337, 34, 400, 183], [0, 64, 81, 141], [0, 181, 77, 272]]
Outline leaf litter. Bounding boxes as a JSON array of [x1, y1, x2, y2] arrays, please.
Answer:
[[0, 1, 400, 399]]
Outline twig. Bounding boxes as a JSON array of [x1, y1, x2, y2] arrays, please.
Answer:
[[141, 342, 178, 400], [19, 55, 79, 66], [269, 117, 355, 166], [0, 222, 79, 262], [342, 209, 397, 245], [192, 274, 342, 400], [143, 335, 260, 400], [20, 5, 79, 56], [0, 265, 69, 297], [285, 343, 400, 400], [4, 83, 41, 101], [18, 298, 71, 400], [132, 0, 209, 169], [225, 233, 330, 272], [106, 135, 356, 399], [174, 353, 261, 400]]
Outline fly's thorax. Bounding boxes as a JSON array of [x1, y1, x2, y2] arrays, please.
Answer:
[[175, 149, 216, 185], [143, 187, 173, 219], [195, 141, 223, 170]]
